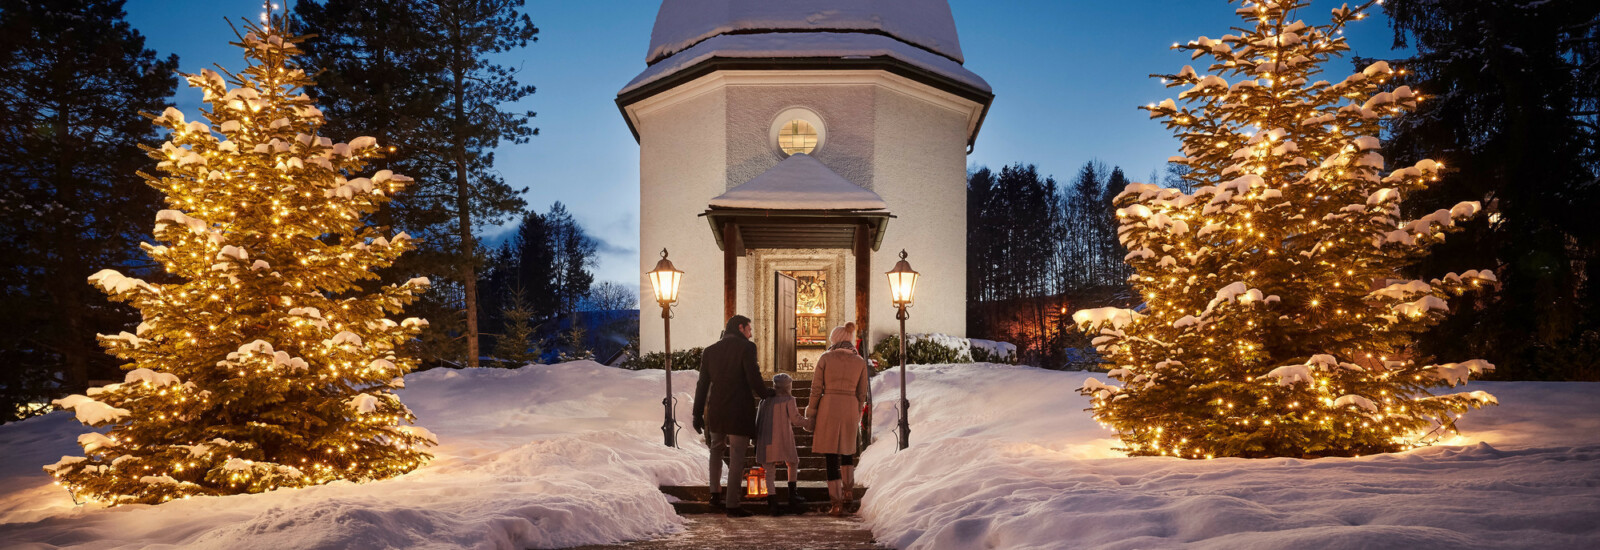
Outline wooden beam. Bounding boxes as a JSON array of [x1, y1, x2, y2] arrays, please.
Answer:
[[724, 221, 738, 322], [855, 222, 871, 358]]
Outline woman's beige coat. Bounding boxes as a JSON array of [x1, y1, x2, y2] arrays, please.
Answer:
[[805, 346, 870, 455]]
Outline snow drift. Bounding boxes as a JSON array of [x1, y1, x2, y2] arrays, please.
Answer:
[[0, 362, 707, 549], [859, 363, 1600, 549]]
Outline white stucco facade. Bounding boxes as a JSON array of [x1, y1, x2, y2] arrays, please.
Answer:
[[622, 1, 991, 367]]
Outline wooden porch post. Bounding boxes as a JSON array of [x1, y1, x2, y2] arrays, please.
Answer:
[[854, 221, 873, 447], [723, 221, 738, 322], [854, 222, 871, 355]]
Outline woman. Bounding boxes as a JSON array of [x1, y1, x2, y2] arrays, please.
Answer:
[[805, 325, 870, 516]]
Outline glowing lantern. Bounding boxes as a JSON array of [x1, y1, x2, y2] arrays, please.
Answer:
[[885, 250, 919, 308], [745, 466, 768, 497], [647, 248, 683, 307], [646, 248, 685, 448], [886, 250, 919, 450]]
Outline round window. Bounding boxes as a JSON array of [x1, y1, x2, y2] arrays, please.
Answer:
[[777, 120, 818, 155], [769, 108, 825, 157]]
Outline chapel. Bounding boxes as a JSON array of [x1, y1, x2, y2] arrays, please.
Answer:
[[619, 0, 992, 373]]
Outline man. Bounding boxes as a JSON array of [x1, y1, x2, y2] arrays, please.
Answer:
[[692, 315, 775, 517]]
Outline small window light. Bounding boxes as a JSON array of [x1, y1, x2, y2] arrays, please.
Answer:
[[777, 119, 818, 155]]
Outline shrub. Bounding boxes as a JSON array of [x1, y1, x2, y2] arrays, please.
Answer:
[[970, 339, 1019, 364], [871, 333, 973, 366], [621, 346, 703, 371]]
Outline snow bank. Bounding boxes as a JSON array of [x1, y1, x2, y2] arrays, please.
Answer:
[[859, 363, 1600, 549], [0, 362, 708, 549]]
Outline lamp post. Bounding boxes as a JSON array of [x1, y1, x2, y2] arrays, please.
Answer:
[[885, 249, 919, 450], [647, 248, 684, 447]]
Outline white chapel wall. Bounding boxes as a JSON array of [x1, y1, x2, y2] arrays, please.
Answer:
[[636, 72, 978, 356], [868, 86, 971, 346], [724, 82, 876, 190], [638, 88, 727, 354]]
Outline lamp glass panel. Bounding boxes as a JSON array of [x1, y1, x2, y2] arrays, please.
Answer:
[[888, 271, 918, 305], [649, 270, 680, 304]]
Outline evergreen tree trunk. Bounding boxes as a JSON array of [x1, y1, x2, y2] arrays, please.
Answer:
[[450, 51, 480, 368]]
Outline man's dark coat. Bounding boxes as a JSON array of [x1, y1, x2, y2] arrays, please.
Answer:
[[693, 332, 774, 438]]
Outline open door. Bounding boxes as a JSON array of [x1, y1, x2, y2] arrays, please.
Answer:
[[774, 272, 797, 374]]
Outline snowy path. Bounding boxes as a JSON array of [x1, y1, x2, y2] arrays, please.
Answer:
[[570, 514, 882, 549]]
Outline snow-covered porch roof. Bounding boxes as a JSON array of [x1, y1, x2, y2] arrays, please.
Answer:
[[702, 153, 892, 252], [709, 153, 887, 211]]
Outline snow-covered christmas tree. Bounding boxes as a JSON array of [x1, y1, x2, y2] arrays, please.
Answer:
[[1074, 0, 1498, 458], [45, 16, 436, 505]]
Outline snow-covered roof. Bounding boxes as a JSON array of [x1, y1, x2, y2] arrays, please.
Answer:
[[646, 0, 964, 65], [621, 32, 990, 95], [709, 153, 888, 211]]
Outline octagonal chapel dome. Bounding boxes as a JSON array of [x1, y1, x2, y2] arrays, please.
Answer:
[[645, 0, 965, 64]]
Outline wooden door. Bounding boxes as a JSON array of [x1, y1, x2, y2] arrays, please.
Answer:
[[774, 272, 797, 374]]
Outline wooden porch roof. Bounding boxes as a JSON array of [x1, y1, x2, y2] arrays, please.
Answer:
[[701, 209, 892, 254]]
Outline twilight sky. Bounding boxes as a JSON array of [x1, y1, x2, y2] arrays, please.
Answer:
[[123, 0, 1403, 292]]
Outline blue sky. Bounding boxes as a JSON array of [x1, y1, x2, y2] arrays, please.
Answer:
[[123, 0, 1403, 291]]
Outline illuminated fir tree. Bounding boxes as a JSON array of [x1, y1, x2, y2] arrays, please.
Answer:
[[1074, 0, 1498, 459], [44, 16, 436, 505]]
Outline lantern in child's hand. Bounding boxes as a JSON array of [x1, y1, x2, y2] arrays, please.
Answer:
[[745, 466, 768, 496]]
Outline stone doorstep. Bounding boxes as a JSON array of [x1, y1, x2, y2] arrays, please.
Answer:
[[661, 484, 867, 516], [565, 514, 884, 550]]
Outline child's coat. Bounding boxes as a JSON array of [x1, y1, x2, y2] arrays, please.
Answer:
[[755, 393, 812, 464]]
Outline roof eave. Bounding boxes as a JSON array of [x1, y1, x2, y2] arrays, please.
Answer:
[[616, 56, 994, 147]]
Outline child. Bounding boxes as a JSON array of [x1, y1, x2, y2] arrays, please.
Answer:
[[755, 373, 813, 515]]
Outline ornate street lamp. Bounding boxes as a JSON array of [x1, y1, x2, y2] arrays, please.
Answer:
[[885, 249, 919, 450], [647, 248, 684, 447]]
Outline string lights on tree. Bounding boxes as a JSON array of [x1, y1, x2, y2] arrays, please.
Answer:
[[1074, 0, 1497, 459], [43, 12, 436, 505]]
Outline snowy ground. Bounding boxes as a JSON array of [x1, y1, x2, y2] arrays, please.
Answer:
[[3, 362, 1597, 549], [859, 363, 1600, 550], [0, 362, 709, 549]]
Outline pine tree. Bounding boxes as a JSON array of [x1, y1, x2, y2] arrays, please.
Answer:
[[44, 17, 435, 505], [1099, 168, 1133, 289], [293, 0, 463, 367], [298, 0, 538, 369], [557, 321, 594, 363], [492, 287, 539, 365], [510, 210, 557, 320], [1074, 0, 1497, 458], [0, 0, 178, 420], [425, 0, 539, 368], [1382, 0, 1600, 380], [545, 202, 596, 318]]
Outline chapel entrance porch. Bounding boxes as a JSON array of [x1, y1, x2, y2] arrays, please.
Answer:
[[703, 211, 889, 377], [700, 152, 893, 377]]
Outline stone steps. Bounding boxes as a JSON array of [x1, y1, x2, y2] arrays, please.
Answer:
[[683, 379, 867, 510], [662, 483, 865, 515]]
